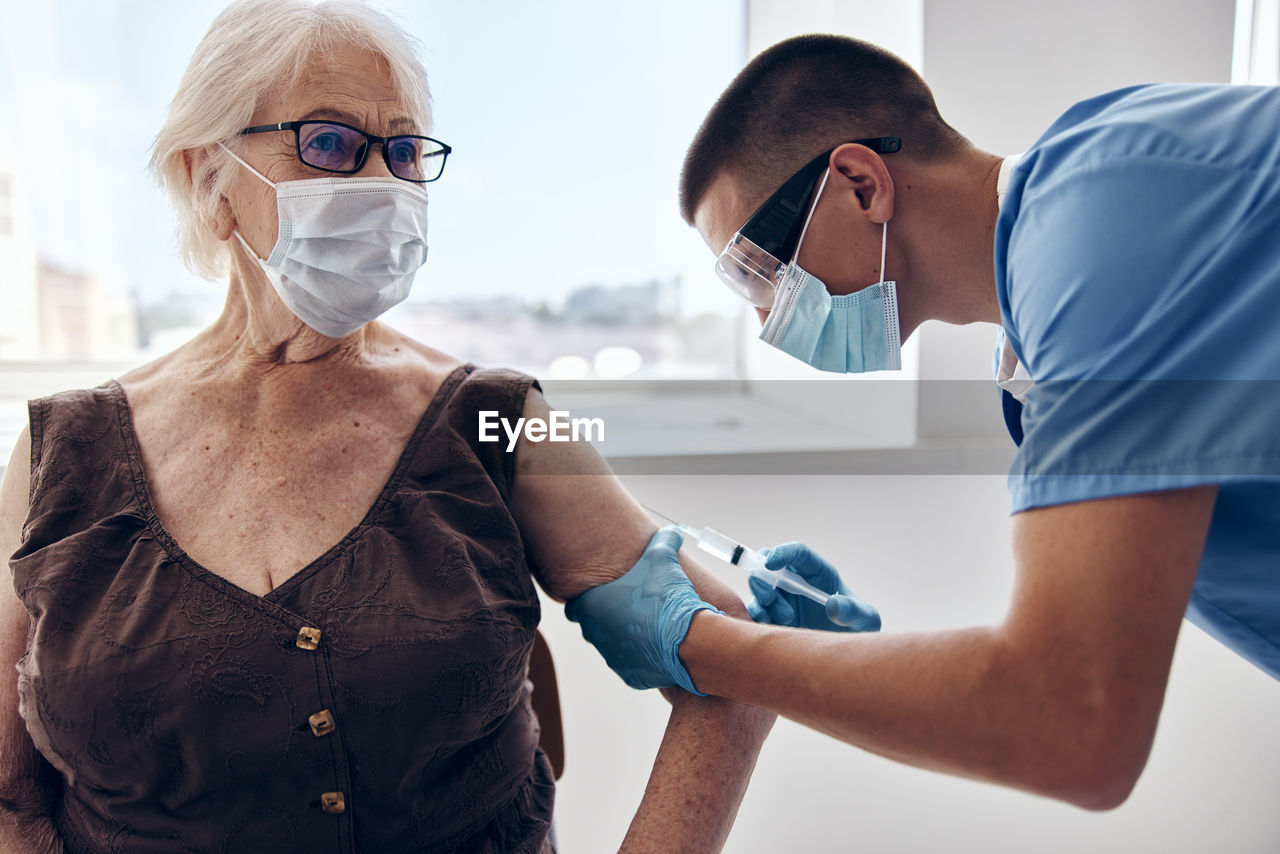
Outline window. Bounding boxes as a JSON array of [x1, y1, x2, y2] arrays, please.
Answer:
[[0, 174, 11, 236], [0, 1, 746, 377], [1235, 0, 1280, 83], [0, 1, 748, 464]]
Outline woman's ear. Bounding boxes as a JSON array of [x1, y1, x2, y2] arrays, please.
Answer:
[[829, 143, 895, 223], [210, 194, 236, 242], [183, 147, 237, 241]]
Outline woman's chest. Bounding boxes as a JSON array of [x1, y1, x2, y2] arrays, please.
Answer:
[[18, 511, 540, 831], [139, 410, 421, 593]]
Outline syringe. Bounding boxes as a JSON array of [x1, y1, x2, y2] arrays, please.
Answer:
[[644, 507, 832, 608]]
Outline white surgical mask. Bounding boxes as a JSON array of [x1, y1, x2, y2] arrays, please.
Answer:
[[758, 172, 902, 372], [219, 143, 429, 338]]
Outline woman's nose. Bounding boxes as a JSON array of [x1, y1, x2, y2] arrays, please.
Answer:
[[358, 144, 398, 180]]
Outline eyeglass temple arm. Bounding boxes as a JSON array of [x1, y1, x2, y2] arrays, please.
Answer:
[[855, 136, 901, 153], [240, 123, 291, 135]]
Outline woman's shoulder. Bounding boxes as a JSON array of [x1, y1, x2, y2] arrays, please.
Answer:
[[27, 383, 122, 447], [386, 330, 539, 402]]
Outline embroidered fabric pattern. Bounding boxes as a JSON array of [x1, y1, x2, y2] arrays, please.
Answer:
[[11, 366, 554, 853]]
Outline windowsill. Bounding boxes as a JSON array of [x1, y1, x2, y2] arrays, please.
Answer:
[[0, 364, 1016, 477], [603, 440, 1016, 475], [539, 381, 1014, 473]]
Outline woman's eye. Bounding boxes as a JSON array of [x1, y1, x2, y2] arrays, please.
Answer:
[[388, 140, 418, 164], [307, 133, 344, 154]]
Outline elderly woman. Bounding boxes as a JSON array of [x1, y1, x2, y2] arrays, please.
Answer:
[[0, 2, 772, 852]]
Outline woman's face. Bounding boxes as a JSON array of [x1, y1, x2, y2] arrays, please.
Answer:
[[226, 43, 420, 259]]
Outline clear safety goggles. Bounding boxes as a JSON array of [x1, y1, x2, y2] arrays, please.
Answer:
[[714, 137, 901, 308]]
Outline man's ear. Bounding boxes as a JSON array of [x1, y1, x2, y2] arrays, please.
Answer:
[[183, 146, 237, 241], [829, 143, 895, 223]]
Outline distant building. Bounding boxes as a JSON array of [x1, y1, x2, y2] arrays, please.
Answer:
[[0, 165, 41, 359], [562, 278, 680, 326], [0, 163, 140, 361], [37, 260, 139, 360]]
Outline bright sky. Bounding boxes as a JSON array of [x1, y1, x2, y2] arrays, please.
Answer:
[[0, 0, 745, 315]]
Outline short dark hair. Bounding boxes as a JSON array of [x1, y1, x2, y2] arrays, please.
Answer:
[[679, 34, 966, 225]]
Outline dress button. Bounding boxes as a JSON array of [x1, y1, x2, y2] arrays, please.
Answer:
[[308, 709, 336, 737], [320, 791, 346, 814], [296, 626, 322, 650]]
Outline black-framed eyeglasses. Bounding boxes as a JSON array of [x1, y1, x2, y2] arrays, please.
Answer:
[[240, 120, 452, 183], [714, 136, 900, 308]]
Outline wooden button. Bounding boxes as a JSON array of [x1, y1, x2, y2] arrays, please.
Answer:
[[308, 709, 336, 737], [319, 791, 345, 814], [296, 626, 322, 650]]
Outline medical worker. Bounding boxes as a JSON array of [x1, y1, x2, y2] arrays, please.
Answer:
[[565, 34, 1280, 809]]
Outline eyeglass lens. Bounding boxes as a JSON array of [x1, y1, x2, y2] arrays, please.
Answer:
[[297, 122, 447, 181]]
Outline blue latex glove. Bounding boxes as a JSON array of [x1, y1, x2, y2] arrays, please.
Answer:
[[565, 527, 723, 696], [747, 542, 881, 633]]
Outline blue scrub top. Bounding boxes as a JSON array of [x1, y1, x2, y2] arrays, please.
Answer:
[[994, 84, 1280, 681]]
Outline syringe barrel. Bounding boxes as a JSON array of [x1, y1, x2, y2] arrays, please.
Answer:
[[695, 527, 746, 565], [695, 527, 830, 607]]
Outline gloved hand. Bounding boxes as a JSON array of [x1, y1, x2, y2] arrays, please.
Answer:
[[747, 542, 881, 633], [565, 527, 723, 696]]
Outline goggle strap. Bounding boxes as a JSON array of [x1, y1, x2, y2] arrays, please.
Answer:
[[738, 139, 898, 262], [792, 170, 829, 262], [740, 148, 831, 257]]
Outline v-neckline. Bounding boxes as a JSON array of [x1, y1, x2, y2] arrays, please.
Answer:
[[108, 364, 472, 610]]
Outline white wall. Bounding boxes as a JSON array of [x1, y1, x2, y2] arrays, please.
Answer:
[[915, 0, 1235, 439], [544, 474, 1280, 853], [924, 0, 1235, 155]]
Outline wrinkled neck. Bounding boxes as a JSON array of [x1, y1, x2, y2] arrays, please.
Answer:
[[215, 265, 367, 367]]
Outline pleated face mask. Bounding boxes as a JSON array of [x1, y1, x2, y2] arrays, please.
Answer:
[[221, 143, 429, 338], [758, 171, 902, 373]]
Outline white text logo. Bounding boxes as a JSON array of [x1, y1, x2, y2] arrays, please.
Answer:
[[478, 410, 605, 452]]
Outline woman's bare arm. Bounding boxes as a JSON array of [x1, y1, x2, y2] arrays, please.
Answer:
[[510, 389, 773, 854], [0, 428, 65, 854]]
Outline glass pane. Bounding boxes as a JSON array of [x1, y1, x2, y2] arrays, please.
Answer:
[[387, 136, 444, 181], [0, 0, 746, 398], [298, 122, 366, 172]]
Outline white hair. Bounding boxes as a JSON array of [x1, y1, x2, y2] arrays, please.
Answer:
[[150, 0, 433, 279]]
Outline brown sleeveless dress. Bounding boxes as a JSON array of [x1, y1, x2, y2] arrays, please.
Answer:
[[10, 365, 555, 853]]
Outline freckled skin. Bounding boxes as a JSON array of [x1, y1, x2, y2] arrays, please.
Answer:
[[110, 44, 463, 597]]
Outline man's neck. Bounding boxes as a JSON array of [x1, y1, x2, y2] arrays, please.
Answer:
[[891, 147, 1005, 338]]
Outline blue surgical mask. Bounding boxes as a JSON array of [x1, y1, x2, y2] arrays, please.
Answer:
[[758, 173, 902, 372]]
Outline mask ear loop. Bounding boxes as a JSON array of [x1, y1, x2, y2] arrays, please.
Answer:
[[879, 220, 888, 283], [217, 141, 277, 189], [215, 142, 277, 264], [231, 230, 267, 265], [793, 168, 890, 285]]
